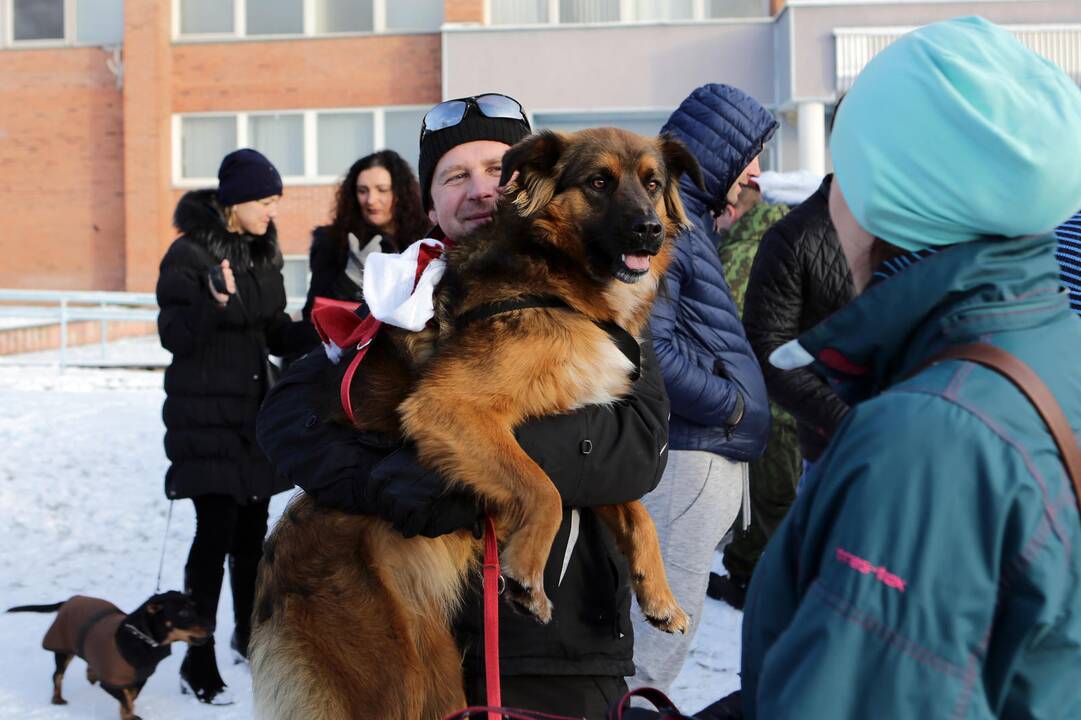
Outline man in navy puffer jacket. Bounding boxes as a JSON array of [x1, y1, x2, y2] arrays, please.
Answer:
[[631, 84, 775, 692]]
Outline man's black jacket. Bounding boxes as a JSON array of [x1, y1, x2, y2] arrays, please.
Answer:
[[255, 329, 670, 678], [742, 175, 853, 461]]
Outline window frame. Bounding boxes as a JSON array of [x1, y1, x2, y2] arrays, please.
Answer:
[[172, 0, 443, 42], [172, 104, 430, 188], [2, 0, 122, 49]]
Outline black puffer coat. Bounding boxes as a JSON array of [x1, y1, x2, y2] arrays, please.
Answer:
[[157, 189, 316, 503], [742, 176, 853, 461]]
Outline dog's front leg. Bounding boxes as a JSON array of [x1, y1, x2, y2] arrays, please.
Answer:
[[594, 502, 689, 634], [399, 395, 562, 624]]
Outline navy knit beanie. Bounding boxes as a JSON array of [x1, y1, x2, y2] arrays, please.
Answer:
[[418, 103, 531, 212], [217, 149, 283, 207]]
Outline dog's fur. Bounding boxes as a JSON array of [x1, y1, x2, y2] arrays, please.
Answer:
[[251, 128, 705, 719], [7, 591, 211, 720]]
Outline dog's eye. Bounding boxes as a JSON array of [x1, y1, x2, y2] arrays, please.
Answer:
[[645, 179, 661, 193], [589, 176, 608, 191]]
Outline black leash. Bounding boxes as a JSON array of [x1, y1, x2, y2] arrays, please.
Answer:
[[454, 294, 641, 381]]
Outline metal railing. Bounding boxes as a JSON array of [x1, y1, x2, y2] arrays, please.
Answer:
[[0, 289, 305, 369]]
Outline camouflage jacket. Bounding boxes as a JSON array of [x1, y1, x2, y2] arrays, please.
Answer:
[[718, 202, 790, 313]]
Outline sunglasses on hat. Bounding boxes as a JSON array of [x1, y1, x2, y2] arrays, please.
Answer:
[[420, 93, 530, 143]]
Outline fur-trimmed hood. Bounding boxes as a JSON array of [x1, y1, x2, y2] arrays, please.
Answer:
[[173, 189, 283, 271]]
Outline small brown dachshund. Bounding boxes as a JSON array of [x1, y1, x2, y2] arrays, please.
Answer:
[[7, 591, 212, 720]]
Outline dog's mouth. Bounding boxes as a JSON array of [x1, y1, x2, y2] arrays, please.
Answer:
[[614, 251, 654, 284]]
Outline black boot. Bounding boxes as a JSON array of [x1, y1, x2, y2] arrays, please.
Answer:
[[180, 640, 235, 705], [228, 553, 259, 664], [706, 572, 748, 610]]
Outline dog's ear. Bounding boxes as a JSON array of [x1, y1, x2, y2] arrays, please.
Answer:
[[658, 135, 703, 230], [501, 131, 565, 217]]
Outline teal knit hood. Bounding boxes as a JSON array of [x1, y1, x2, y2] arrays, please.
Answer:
[[831, 16, 1081, 251]]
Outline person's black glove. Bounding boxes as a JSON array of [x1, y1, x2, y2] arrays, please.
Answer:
[[369, 445, 483, 539]]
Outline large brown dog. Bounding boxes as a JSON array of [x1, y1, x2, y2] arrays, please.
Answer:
[[251, 128, 704, 719]]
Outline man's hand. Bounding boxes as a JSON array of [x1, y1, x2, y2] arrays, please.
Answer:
[[370, 446, 482, 538]]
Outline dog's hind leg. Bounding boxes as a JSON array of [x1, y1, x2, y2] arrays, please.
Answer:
[[594, 502, 689, 634], [51, 652, 72, 704]]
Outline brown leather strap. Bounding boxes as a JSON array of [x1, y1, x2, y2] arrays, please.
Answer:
[[920, 343, 1081, 515]]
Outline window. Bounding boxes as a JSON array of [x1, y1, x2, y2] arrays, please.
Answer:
[[384, 108, 426, 172], [634, 0, 693, 21], [317, 112, 374, 178], [281, 255, 310, 303], [558, 0, 616, 24], [490, 0, 547, 25], [2, 0, 124, 46], [386, 0, 442, 32], [488, 0, 765, 25], [181, 116, 237, 180], [13, 0, 62, 40], [76, 0, 123, 44], [532, 110, 670, 138], [176, 105, 431, 185], [247, 0, 303, 35], [314, 0, 372, 33], [176, 0, 442, 39], [249, 113, 305, 177], [180, 0, 233, 34]]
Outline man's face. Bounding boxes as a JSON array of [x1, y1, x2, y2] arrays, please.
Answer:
[[427, 140, 510, 241], [726, 154, 761, 207]]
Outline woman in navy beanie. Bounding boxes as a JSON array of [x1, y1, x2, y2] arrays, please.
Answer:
[[156, 148, 315, 704]]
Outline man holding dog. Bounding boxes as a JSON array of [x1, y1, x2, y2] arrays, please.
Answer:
[[257, 94, 671, 718]]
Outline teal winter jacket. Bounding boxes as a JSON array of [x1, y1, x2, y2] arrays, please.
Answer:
[[741, 234, 1081, 718]]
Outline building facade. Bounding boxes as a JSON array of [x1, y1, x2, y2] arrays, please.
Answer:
[[1, 0, 1078, 293]]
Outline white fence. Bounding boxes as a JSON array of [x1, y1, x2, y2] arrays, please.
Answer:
[[0, 289, 305, 369]]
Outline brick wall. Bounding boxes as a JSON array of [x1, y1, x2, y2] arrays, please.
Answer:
[[445, 0, 486, 23], [0, 48, 125, 290], [171, 34, 442, 113]]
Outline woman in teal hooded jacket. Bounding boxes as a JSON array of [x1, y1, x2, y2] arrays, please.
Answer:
[[739, 17, 1081, 719]]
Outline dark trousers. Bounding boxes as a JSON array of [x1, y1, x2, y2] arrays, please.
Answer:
[[184, 494, 270, 642], [465, 672, 627, 720], [722, 406, 801, 581]]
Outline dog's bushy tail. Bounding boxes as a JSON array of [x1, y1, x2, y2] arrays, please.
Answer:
[[7, 602, 64, 613]]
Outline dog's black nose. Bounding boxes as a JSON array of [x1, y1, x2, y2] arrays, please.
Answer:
[[631, 218, 663, 244]]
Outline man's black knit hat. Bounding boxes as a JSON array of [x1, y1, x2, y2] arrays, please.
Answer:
[[217, 148, 283, 207], [418, 102, 531, 212]]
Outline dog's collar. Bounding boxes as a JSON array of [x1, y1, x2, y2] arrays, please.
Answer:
[[123, 622, 161, 648], [455, 295, 641, 382]]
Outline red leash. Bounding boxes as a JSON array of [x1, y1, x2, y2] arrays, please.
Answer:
[[483, 514, 502, 719]]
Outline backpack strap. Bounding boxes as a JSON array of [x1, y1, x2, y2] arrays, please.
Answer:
[[919, 343, 1081, 514]]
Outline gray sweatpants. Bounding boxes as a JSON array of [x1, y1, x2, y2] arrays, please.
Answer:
[[629, 449, 745, 692]]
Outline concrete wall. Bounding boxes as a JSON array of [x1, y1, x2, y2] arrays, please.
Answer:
[[0, 48, 125, 290], [443, 20, 776, 113]]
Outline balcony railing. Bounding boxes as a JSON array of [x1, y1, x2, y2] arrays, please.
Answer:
[[836, 24, 1081, 93]]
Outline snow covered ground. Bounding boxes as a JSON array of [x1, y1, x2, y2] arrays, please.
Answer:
[[0, 345, 740, 719]]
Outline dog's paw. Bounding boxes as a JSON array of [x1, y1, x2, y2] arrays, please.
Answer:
[[644, 603, 690, 634], [502, 575, 553, 624], [51, 697, 67, 705]]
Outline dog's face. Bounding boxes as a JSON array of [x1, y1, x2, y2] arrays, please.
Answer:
[[143, 591, 212, 646], [500, 128, 704, 284]]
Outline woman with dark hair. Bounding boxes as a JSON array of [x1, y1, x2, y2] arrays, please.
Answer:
[[301, 150, 429, 324]]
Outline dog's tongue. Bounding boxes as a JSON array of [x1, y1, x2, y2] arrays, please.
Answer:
[[623, 253, 652, 272]]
